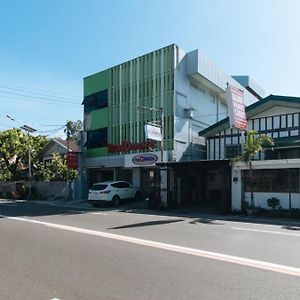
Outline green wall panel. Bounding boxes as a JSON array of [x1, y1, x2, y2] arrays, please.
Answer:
[[84, 69, 109, 96], [86, 147, 108, 158], [91, 107, 109, 130]]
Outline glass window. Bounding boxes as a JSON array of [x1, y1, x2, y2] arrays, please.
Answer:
[[91, 184, 108, 191], [86, 128, 108, 149], [244, 169, 299, 193], [83, 89, 108, 113], [225, 144, 241, 159]]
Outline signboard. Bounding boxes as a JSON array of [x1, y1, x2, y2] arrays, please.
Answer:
[[125, 151, 164, 168], [144, 124, 162, 141], [226, 84, 247, 130], [132, 154, 158, 165], [67, 152, 78, 169], [108, 140, 156, 154]]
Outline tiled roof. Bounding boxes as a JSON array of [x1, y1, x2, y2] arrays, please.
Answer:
[[55, 138, 78, 152]]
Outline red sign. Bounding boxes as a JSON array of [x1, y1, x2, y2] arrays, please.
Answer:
[[108, 140, 156, 154], [67, 152, 78, 169], [226, 84, 247, 130]]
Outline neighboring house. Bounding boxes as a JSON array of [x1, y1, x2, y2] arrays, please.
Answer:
[[38, 138, 78, 165], [198, 95, 300, 211], [81, 44, 263, 201]]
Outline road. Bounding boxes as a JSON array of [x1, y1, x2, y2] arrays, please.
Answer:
[[0, 200, 300, 300]]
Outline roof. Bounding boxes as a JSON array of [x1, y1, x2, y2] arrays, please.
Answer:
[[198, 94, 300, 137], [56, 139, 78, 152], [38, 138, 79, 159]]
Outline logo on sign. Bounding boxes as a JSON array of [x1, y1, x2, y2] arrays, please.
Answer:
[[132, 154, 158, 165]]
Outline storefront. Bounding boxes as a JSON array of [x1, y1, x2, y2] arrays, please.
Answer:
[[158, 160, 232, 213]]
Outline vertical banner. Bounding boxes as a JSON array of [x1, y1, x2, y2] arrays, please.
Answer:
[[226, 83, 247, 130]]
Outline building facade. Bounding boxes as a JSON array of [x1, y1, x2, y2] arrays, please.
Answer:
[[199, 95, 300, 211], [82, 44, 263, 201]]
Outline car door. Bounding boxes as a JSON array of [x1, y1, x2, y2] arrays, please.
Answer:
[[119, 181, 131, 199]]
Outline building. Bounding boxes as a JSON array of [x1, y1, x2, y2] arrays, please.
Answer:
[[199, 95, 300, 211], [38, 138, 78, 165], [82, 44, 263, 201]]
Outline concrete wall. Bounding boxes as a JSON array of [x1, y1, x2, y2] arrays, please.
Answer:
[[0, 181, 69, 200]]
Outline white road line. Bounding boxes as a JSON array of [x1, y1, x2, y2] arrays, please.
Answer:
[[88, 212, 108, 215], [1, 214, 300, 278], [232, 227, 300, 237]]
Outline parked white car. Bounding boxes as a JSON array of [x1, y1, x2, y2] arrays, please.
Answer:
[[88, 181, 143, 207]]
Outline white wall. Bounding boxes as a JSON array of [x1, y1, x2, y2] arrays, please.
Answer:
[[244, 192, 300, 210], [174, 50, 228, 161], [231, 168, 242, 210]]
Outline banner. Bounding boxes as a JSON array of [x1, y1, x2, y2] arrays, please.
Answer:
[[144, 124, 162, 141], [226, 84, 247, 130]]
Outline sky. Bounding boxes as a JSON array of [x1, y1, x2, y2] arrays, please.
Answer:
[[0, 0, 299, 137]]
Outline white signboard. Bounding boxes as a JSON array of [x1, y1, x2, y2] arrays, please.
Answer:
[[144, 124, 162, 141], [226, 84, 247, 130]]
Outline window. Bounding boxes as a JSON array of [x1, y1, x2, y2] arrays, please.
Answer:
[[86, 128, 108, 149], [83, 89, 108, 113], [225, 144, 241, 159], [244, 169, 299, 193]]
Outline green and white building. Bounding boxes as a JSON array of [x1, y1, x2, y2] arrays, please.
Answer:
[[81, 44, 263, 201]]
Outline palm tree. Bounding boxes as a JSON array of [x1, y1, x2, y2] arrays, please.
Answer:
[[242, 130, 274, 208]]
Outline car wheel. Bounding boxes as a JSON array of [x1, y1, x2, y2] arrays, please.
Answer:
[[112, 195, 120, 207], [134, 192, 143, 202]]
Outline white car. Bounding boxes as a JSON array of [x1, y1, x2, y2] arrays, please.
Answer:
[[88, 181, 143, 207]]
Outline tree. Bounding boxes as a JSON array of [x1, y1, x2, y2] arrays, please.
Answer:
[[64, 120, 83, 141], [0, 129, 47, 181], [242, 130, 274, 208], [35, 153, 78, 181]]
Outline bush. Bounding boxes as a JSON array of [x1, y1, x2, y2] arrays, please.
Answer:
[[267, 197, 280, 211]]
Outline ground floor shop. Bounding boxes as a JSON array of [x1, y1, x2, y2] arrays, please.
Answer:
[[83, 151, 169, 199], [158, 160, 232, 213]]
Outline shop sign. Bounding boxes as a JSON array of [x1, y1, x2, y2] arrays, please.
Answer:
[[108, 140, 156, 154], [144, 124, 162, 141], [132, 154, 158, 165], [67, 152, 78, 169], [226, 83, 247, 130]]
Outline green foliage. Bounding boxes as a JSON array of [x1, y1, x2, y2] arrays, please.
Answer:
[[35, 153, 78, 181], [242, 130, 274, 162], [64, 120, 83, 141], [242, 130, 274, 209], [0, 129, 48, 181], [267, 197, 280, 211]]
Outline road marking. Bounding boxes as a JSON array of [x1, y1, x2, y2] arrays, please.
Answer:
[[88, 212, 108, 215], [1, 214, 300, 278], [232, 227, 300, 237]]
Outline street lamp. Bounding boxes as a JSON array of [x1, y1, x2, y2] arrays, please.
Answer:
[[20, 125, 36, 199]]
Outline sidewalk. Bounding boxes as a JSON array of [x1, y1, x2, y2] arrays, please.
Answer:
[[28, 198, 300, 228]]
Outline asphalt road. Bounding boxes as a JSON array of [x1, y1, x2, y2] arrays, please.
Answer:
[[0, 200, 300, 300]]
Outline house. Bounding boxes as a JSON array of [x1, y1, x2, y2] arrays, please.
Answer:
[[38, 138, 78, 166], [198, 94, 300, 211]]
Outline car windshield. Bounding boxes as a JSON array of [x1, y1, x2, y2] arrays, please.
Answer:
[[90, 184, 108, 191]]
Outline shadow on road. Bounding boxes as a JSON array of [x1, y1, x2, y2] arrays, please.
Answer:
[[0, 200, 93, 219], [108, 219, 184, 230]]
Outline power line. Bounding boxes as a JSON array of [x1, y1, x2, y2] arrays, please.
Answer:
[[0, 90, 80, 105], [0, 83, 81, 100]]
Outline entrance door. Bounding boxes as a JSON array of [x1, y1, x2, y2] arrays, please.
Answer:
[[142, 169, 160, 198]]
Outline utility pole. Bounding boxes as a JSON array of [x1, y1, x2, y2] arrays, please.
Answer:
[[65, 122, 72, 201], [20, 125, 36, 199], [138, 105, 164, 162]]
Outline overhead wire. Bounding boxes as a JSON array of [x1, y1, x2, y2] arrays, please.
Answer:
[[0, 83, 81, 100]]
